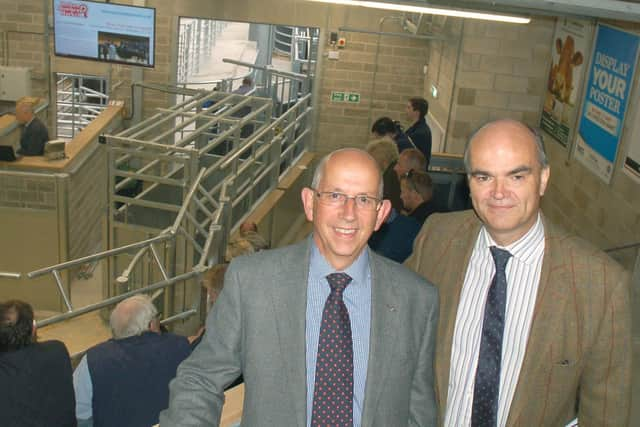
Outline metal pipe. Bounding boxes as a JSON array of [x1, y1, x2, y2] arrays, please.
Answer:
[[222, 58, 309, 80], [604, 242, 640, 253], [53, 270, 73, 312], [0, 272, 21, 279], [28, 234, 172, 278], [170, 168, 207, 235], [338, 26, 449, 41], [36, 270, 200, 328]]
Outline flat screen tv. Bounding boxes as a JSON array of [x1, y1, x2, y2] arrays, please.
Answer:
[[53, 0, 156, 68]]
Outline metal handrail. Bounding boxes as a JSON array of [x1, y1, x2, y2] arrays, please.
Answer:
[[37, 270, 201, 328], [27, 234, 174, 279], [222, 58, 309, 81], [0, 272, 21, 279], [605, 242, 640, 253]]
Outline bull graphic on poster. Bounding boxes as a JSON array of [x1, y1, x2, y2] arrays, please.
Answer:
[[544, 35, 584, 123]]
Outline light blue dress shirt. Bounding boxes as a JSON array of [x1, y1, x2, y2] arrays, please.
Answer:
[[73, 355, 94, 426], [305, 239, 372, 427]]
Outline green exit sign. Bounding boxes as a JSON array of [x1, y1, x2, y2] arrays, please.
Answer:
[[347, 93, 360, 103], [331, 91, 345, 102], [330, 91, 361, 103]]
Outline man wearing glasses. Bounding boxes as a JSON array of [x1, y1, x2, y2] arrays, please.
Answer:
[[161, 148, 439, 427]]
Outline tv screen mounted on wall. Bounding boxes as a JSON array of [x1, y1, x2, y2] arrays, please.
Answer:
[[53, 0, 156, 68]]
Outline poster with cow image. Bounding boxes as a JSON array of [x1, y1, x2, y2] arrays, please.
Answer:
[[574, 24, 640, 184], [541, 19, 593, 147]]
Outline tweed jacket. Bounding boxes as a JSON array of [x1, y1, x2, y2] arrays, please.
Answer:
[[405, 210, 632, 427]]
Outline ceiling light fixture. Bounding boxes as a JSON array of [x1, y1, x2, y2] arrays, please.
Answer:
[[306, 0, 531, 24]]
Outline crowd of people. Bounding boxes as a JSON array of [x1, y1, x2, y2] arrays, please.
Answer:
[[366, 97, 435, 262], [1, 107, 632, 427]]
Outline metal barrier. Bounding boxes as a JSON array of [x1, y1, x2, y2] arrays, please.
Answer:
[[177, 19, 228, 83], [56, 73, 109, 139], [27, 83, 313, 331], [28, 167, 231, 328], [222, 58, 311, 117]]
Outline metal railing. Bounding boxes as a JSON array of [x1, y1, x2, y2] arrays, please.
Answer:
[[27, 83, 313, 331], [222, 58, 311, 117], [28, 167, 231, 328], [56, 73, 109, 139], [0, 272, 21, 279], [177, 19, 228, 82], [604, 241, 640, 253]]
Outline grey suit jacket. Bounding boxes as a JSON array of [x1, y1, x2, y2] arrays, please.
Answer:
[[406, 210, 632, 427], [161, 239, 439, 427]]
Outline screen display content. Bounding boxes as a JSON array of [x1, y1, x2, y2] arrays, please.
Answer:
[[53, 0, 156, 67]]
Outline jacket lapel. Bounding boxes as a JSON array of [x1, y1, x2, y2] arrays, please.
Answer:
[[436, 215, 481, 414], [270, 239, 311, 427], [505, 217, 571, 425], [361, 250, 401, 425]]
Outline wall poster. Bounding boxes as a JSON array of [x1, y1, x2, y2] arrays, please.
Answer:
[[540, 19, 592, 147], [573, 24, 640, 184]]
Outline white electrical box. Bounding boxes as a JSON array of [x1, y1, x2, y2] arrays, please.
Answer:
[[0, 66, 32, 101]]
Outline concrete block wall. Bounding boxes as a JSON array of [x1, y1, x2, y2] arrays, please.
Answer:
[[0, 173, 57, 210], [435, 17, 555, 154], [317, 28, 428, 153], [541, 116, 640, 270], [0, 0, 48, 99]]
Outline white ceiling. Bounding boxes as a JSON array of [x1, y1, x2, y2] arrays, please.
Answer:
[[409, 0, 640, 23]]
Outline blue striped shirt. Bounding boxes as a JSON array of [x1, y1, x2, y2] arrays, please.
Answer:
[[306, 240, 372, 427]]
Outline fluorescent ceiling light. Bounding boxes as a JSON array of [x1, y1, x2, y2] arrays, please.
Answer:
[[307, 0, 531, 24]]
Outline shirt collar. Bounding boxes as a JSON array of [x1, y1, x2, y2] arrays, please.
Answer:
[[480, 213, 545, 265], [309, 235, 369, 288]]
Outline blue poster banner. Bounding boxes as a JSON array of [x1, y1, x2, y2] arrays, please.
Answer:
[[574, 24, 640, 183]]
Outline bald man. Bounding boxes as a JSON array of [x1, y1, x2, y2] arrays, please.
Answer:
[[15, 101, 49, 156], [162, 148, 439, 427], [73, 295, 191, 427], [406, 119, 631, 426]]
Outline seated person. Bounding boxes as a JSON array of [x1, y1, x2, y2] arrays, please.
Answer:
[[0, 300, 76, 427], [371, 116, 412, 153], [394, 148, 427, 177], [15, 100, 49, 156], [239, 221, 270, 251], [233, 76, 254, 95], [400, 170, 437, 225], [73, 295, 191, 427], [368, 207, 421, 263], [366, 137, 402, 212], [225, 236, 256, 262]]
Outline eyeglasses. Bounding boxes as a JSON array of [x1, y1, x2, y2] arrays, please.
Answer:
[[313, 189, 381, 211], [403, 169, 416, 179]]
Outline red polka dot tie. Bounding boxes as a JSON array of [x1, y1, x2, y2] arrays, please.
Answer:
[[311, 272, 353, 427]]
